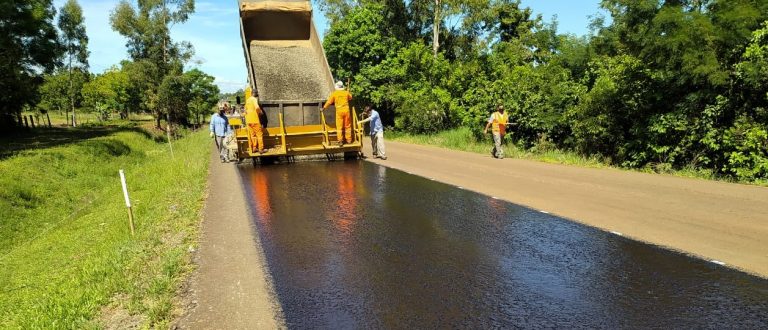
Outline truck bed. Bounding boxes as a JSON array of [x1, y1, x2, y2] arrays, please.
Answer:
[[237, 0, 362, 159], [249, 40, 331, 101]]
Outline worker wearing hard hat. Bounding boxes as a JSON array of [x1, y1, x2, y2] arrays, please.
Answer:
[[210, 107, 231, 163], [323, 81, 353, 146], [484, 105, 510, 159], [244, 86, 265, 154]]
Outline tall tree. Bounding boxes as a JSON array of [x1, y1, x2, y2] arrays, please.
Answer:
[[82, 66, 131, 120], [0, 0, 61, 131], [323, 2, 401, 79], [407, 0, 461, 56], [316, 0, 411, 40], [157, 70, 188, 130], [110, 0, 194, 127], [37, 71, 70, 116], [57, 0, 89, 127], [184, 69, 219, 126], [315, 0, 359, 23]]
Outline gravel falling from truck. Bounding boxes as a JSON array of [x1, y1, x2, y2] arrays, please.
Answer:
[[249, 40, 331, 101]]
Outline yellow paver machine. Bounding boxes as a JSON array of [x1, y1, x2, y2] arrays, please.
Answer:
[[234, 0, 363, 163]]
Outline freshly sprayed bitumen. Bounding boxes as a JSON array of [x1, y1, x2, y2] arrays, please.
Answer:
[[239, 162, 768, 328]]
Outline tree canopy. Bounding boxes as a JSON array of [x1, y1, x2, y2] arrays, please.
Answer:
[[2, 0, 220, 133], [0, 0, 61, 126], [110, 0, 195, 128], [321, 0, 768, 182], [58, 0, 89, 126]]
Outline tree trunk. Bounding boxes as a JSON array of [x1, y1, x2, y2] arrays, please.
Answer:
[[69, 52, 75, 127], [433, 0, 440, 57]]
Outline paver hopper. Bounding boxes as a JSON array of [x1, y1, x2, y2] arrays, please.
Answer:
[[235, 0, 363, 161]]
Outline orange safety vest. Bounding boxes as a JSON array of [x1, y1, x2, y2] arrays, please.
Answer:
[[491, 111, 508, 135], [323, 90, 352, 113], [245, 96, 262, 124]]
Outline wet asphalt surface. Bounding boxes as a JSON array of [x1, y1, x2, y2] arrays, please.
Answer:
[[239, 161, 768, 329]]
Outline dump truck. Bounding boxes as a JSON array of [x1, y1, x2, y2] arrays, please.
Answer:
[[234, 0, 363, 162]]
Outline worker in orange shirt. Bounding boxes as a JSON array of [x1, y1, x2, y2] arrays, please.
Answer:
[[484, 105, 510, 159], [244, 86, 265, 153], [323, 81, 353, 146]]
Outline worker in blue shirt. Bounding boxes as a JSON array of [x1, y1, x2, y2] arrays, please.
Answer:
[[209, 107, 231, 163], [359, 106, 386, 160]]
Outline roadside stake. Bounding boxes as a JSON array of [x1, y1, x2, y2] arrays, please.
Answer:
[[119, 169, 136, 236]]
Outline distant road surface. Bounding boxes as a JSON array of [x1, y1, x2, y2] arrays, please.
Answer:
[[363, 141, 768, 278]]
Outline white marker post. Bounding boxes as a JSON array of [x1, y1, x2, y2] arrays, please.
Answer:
[[119, 169, 136, 236]]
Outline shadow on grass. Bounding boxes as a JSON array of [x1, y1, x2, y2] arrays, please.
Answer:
[[0, 122, 165, 160]]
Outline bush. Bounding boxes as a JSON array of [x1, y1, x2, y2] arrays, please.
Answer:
[[720, 117, 768, 181]]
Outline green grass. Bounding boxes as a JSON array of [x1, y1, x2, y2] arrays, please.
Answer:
[[388, 127, 608, 168], [0, 122, 210, 328]]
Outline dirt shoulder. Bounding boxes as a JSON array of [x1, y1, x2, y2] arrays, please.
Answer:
[[363, 141, 768, 278], [176, 146, 282, 329]]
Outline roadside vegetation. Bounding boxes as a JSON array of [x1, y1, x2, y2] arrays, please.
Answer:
[[3, 0, 218, 136], [0, 123, 210, 328], [320, 0, 768, 184], [1, 0, 221, 327]]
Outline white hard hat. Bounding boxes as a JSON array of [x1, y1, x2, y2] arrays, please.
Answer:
[[335, 81, 344, 90]]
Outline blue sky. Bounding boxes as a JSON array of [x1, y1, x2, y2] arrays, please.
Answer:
[[55, 0, 605, 93]]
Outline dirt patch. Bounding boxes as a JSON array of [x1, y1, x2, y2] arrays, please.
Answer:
[[95, 294, 146, 330]]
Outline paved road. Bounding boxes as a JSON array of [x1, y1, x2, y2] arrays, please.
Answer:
[[179, 139, 768, 328], [240, 161, 768, 328], [363, 141, 768, 277]]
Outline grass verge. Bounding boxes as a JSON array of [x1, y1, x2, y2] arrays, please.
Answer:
[[0, 122, 210, 328]]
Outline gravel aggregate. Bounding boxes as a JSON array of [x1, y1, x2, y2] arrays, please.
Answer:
[[250, 41, 331, 101]]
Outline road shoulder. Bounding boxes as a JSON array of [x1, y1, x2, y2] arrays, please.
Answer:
[[177, 146, 282, 329]]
